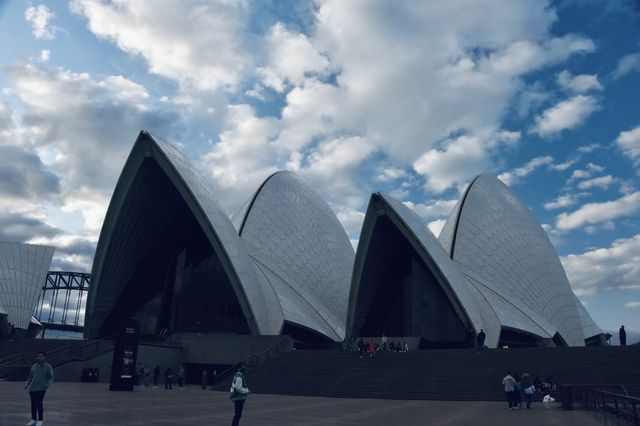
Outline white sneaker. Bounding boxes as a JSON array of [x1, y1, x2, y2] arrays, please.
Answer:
[[27, 421, 36, 426], [36, 422, 43, 426]]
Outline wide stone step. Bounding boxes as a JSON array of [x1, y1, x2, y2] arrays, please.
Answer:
[[243, 346, 640, 401]]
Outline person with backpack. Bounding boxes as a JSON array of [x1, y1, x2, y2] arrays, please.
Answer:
[[522, 373, 535, 409], [514, 374, 523, 408], [24, 351, 53, 426], [164, 368, 173, 390], [230, 363, 250, 426]]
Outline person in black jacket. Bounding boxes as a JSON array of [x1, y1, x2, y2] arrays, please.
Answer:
[[476, 329, 486, 352], [620, 325, 627, 346], [164, 368, 173, 390], [153, 365, 160, 388]]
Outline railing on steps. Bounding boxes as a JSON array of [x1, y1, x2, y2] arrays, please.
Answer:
[[211, 336, 292, 391], [0, 336, 115, 380], [48, 336, 115, 367], [567, 385, 640, 425]]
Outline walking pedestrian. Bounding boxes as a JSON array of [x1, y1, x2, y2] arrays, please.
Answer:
[[24, 351, 53, 426], [164, 368, 173, 390], [153, 365, 160, 388], [229, 363, 250, 426], [143, 364, 150, 387], [402, 341, 409, 352], [382, 334, 388, 351], [358, 338, 365, 358], [514, 374, 522, 408], [211, 369, 217, 390], [620, 325, 627, 346], [135, 362, 143, 386], [502, 371, 517, 410], [368, 340, 376, 357], [522, 373, 535, 409], [178, 365, 184, 389], [201, 369, 208, 390], [476, 329, 486, 352]]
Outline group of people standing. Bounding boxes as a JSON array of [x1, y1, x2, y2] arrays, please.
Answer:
[[138, 363, 217, 390], [502, 371, 555, 410], [355, 336, 409, 357]]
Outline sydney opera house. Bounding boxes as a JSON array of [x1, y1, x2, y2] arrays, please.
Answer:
[[0, 242, 55, 338], [82, 130, 605, 349]]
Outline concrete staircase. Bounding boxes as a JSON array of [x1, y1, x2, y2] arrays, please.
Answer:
[[245, 346, 640, 401]]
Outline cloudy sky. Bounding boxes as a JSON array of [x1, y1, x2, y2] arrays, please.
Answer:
[[1, 0, 639, 335]]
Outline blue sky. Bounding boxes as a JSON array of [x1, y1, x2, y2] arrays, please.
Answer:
[[1, 0, 639, 336]]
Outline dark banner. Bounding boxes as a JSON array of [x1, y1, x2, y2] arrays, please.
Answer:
[[109, 318, 139, 391]]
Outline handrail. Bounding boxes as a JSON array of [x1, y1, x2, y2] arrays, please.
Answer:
[[212, 337, 291, 390], [0, 352, 28, 366], [1, 336, 115, 367], [571, 385, 640, 425]]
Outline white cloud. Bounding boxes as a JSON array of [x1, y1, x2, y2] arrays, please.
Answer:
[[70, 0, 250, 91], [615, 126, 640, 165], [298, 136, 376, 204], [497, 155, 554, 186], [403, 199, 458, 219], [613, 52, 640, 79], [562, 234, 640, 296], [625, 301, 640, 309], [567, 162, 605, 183], [548, 158, 578, 171], [202, 104, 281, 209], [544, 193, 586, 210], [377, 167, 409, 182], [516, 82, 550, 118], [6, 1, 606, 272], [556, 191, 640, 231], [413, 129, 520, 194], [25, 5, 56, 39], [336, 210, 365, 238], [428, 219, 446, 237], [39, 50, 50, 63], [577, 175, 615, 190], [540, 223, 562, 247], [258, 23, 330, 92], [577, 143, 601, 153], [10, 64, 181, 239], [556, 70, 602, 93], [530, 95, 599, 137]]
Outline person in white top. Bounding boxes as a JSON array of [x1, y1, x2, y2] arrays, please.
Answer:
[[502, 371, 517, 410], [229, 363, 250, 426]]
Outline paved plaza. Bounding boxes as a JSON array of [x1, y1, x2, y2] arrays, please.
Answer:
[[0, 382, 603, 426]]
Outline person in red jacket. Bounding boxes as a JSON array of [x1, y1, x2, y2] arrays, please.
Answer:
[[368, 340, 376, 357]]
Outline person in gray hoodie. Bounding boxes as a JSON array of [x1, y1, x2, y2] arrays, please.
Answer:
[[24, 351, 54, 426]]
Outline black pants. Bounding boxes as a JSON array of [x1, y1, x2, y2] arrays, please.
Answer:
[[29, 391, 46, 421], [153, 375, 159, 386], [165, 379, 172, 389], [524, 393, 532, 408], [178, 378, 184, 388], [232, 400, 245, 426], [506, 391, 517, 408]]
